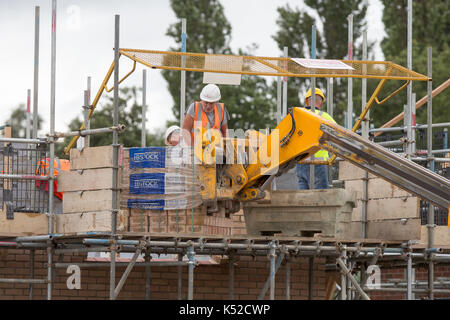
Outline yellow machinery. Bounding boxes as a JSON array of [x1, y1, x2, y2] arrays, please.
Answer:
[[63, 49, 450, 216]]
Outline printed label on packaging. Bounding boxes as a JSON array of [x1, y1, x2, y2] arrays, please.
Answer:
[[127, 199, 165, 210], [129, 173, 187, 195], [129, 147, 166, 169]]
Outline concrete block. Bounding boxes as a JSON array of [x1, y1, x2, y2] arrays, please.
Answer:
[[63, 190, 118, 213], [242, 189, 356, 238], [69, 146, 115, 170]]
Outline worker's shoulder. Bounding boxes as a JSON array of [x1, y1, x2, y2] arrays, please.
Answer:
[[318, 110, 335, 122]]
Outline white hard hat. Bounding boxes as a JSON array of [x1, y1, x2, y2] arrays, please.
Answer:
[[165, 125, 181, 145], [200, 84, 221, 102]]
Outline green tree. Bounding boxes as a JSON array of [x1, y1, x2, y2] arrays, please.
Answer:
[[8, 104, 43, 138], [377, 0, 450, 128], [163, 0, 276, 131], [272, 1, 370, 126], [56, 86, 164, 158]]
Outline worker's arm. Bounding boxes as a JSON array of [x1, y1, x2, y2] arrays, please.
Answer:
[[221, 123, 228, 138], [182, 114, 194, 146]]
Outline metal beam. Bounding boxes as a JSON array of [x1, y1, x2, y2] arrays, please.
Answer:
[[114, 247, 142, 299], [337, 258, 370, 300], [257, 252, 285, 300]]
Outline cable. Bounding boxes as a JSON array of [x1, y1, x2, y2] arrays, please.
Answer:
[[280, 108, 296, 147]]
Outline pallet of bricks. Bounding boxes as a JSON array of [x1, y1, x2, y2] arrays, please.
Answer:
[[339, 160, 421, 240], [57, 146, 128, 233], [121, 146, 235, 236]]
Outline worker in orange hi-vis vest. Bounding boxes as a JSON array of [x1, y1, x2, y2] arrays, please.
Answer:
[[36, 158, 70, 200], [181, 84, 230, 146]]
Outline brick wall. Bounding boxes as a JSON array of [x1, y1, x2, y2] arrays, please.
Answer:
[[370, 264, 450, 300], [0, 248, 327, 300]]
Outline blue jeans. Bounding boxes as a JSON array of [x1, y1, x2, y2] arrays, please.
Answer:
[[296, 163, 329, 190]]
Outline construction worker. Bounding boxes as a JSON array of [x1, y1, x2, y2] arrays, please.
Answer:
[[181, 84, 229, 146], [165, 125, 181, 146], [36, 157, 70, 200], [296, 88, 336, 190]]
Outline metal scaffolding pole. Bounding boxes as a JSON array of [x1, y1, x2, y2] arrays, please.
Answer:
[[145, 251, 150, 300], [83, 90, 89, 148], [269, 242, 276, 300], [180, 18, 186, 126], [282, 47, 288, 118], [32, 6, 40, 139], [361, 29, 368, 139], [229, 255, 234, 300], [406, 0, 413, 158], [187, 244, 195, 300], [347, 260, 352, 299], [110, 14, 120, 301], [47, 0, 57, 301], [310, 24, 316, 190], [426, 46, 435, 300], [406, 252, 413, 300], [258, 253, 285, 300], [327, 78, 333, 117], [411, 92, 417, 154], [178, 253, 183, 300], [277, 76, 282, 124], [114, 246, 142, 299], [87, 76, 91, 146], [308, 257, 314, 300], [141, 69, 147, 147], [51, 125, 125, 139], [340, 249, 347, 300], [347, 14, 354, 130], [337, 258, 370, 300], [26, 89, 31, 140], [0, 137, 47, 144], [285, 258, 291, 300], [29, 249, 34, 300], [361, 30, 369, 239]]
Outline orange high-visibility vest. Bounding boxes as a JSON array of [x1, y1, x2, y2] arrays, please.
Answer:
[[191, 101, 224, 143], [36, 158, 70, 200]]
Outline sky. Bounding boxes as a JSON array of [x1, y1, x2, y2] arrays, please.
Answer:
[[0, 0, 385, 137]]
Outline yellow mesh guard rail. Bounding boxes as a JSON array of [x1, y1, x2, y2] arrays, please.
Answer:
[[119, 49, 429, 81]]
